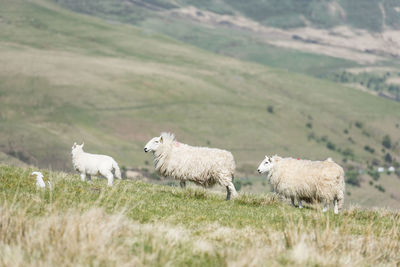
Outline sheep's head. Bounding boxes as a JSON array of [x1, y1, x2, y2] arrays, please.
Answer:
[[71, 142, 84, 156], [144, 133, 175, 153], [257, 155, 274, 174], [144, 136, 163, 153], [31, 171, 43, 180]]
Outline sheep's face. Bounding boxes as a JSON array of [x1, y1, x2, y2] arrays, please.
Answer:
[[257, 156, 273, 174], [31, 171, 43, 180], [144, 136, 162, 153], [71, 142, 84, 156]]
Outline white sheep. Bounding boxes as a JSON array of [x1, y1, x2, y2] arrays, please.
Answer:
[[257, 155, 345, 214], [71, 142, 121, 186], [144, 132, 238, 200], [32, 171, 46, 188]]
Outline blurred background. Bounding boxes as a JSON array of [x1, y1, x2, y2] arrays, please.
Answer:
[[0, 0, 399, 208]]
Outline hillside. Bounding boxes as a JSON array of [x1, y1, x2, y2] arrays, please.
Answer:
[[56, 0, 400, 100], [56, 0, 400, 32], [1, 165, 399, 265], [0, 0, 400, 208]]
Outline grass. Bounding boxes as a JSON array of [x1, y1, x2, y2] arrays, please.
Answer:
[[0, 0, 400, 208], [1, 165, 399, 266], [140, 17, 359, 77], [56, 0, 400, 32]]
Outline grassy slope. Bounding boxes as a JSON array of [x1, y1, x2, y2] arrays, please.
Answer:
[[55, 0, 400, 98], [55, 0, 364, 78], [0, 0, 400, 207], [57, 0, 400, 32], [1, 165, 399, 266], [140, 17, 359, 77]]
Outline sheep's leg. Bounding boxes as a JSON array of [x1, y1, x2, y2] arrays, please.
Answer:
[[334, 199, 339, 214], [290, 196, 296, 207], [101, 171, 114, 187], [337, 192, 344, 211], [87, 175, 92, 182], [337, 197, 344, 210], [322, 201, 328, 213], [298, 200, 303, 209], [180, 181, 186, 188], [106, 174, 114, 186], [226, 186, 231, 200], [80, 173, 86, 182], [226, 182, 238, 201]]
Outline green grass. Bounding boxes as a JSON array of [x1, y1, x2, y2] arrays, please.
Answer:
[[1, 165, 399, 265], [141, 17, 359, 77]]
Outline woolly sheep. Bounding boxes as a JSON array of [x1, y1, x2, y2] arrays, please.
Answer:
[[71, 142, 121, 186], [257, 155, 345, 214], [144, 132, 238, 200]]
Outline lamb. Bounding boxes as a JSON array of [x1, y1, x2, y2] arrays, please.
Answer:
[[31, 171, 51, 189], [257, 155, 345, 214], [144, 132, 238, 200], [71, 142, 121, 186]]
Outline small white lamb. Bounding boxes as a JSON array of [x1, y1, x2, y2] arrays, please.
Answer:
[[31, 171, 52, 189], [32, 171, 45, 188], [71, 142, 121, 186]]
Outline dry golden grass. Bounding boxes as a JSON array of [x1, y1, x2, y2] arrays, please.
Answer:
[[0, 165, 399, 266]]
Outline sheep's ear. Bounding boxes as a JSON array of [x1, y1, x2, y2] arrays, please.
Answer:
[[81, 142, 84, 147], [160, 136, 163, 143]]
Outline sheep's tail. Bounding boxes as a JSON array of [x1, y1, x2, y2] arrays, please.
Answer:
[[112, 160, 122, 179]]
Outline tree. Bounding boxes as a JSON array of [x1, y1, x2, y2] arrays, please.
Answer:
[[385, 153, 392, 163], [382, 135, 392, 149]]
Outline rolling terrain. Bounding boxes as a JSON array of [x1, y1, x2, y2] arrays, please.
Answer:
[[57, 0, 400, 100], [0, 0, 399, 208]]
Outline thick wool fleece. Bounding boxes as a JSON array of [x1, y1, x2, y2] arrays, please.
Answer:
[[153, 133, 235, 188], [268, 156, 345, 208]]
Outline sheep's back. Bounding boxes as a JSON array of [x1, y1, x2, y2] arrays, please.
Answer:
[[270, 158, 344, 201], [172, 146, 234, 173], [157, 145, 235, 183]]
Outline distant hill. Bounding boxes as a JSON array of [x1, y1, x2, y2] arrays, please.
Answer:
[[56, 0, 400, 32], [55, 0, 400, 100], [0, 0, 399, 208]]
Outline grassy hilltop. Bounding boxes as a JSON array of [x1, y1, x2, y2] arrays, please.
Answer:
[[1, 165, 399, 266], [0, 0, 399, 207]]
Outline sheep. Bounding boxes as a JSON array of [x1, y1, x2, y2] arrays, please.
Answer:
[[257, 155, 345, 214], [71, 142, 121, 186], [31, 171, 52, 189], [144, 132, 238, 200]]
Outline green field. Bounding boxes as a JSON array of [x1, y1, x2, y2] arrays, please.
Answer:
[[1, 165, 399, 265], [0, 0, 399, 208]]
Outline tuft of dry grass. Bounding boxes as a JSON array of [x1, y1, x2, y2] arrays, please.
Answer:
[[0, 165, 399, 266]]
